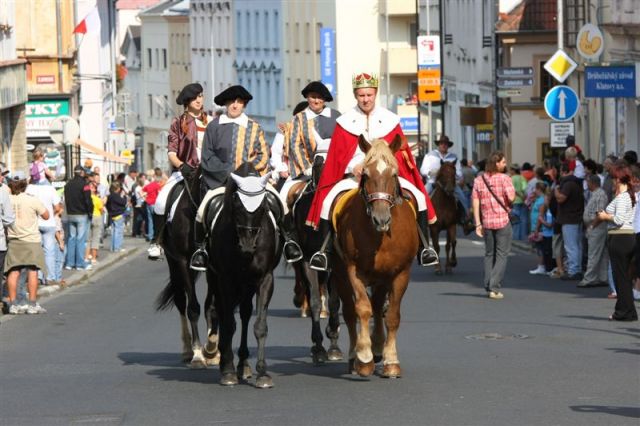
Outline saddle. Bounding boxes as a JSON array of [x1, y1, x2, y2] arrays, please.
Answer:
[[330, 188, 359, 232], [286, 181, 309, 220], [165, 180, 185, 223]]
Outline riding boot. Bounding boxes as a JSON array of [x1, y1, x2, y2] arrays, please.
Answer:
[[457, 201, 475, 236], [417, 211, 439, 267], [148, 214, 164, 259], [281, 214, 304, 262], [189, 220, 208, 272], [310, 220, 332, 272], [266, 192, 303, 263]]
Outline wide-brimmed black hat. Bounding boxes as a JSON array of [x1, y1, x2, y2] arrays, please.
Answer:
[[437, 135, 453, 147], [176, 83, 204, 106], [301, 81, 333, 102], [214, 85, 253, 106]]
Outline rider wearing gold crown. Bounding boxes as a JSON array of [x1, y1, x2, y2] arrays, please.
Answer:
[[306, 73, 438, 271]]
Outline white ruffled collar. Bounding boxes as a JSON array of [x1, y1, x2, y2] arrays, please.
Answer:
[[304, 107, 331, 120], [336, 106, 399, 140], [219, 113, 249, 128]]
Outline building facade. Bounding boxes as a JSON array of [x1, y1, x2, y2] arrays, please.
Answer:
[[234, 0, 282, 140], [0, 0, 28, 173], [15, 0, 78, 176], [190, 0, 235, 111], [139, 0, 190, 171]]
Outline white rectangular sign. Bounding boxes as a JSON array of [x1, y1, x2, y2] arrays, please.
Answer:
[[417, 35, 440, 67], [550, 122, 575, 148]]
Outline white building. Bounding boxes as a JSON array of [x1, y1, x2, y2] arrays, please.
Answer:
[[120, 25, 144, 170], [139, 0, 190, 171], [76, 0, 119, 177], [278, 0, 420, 143], [189, 0, 235, 110]]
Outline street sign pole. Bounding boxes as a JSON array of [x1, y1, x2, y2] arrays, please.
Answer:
[[426, 0, 432, 154], [558, 0, 563, 50], [61, 116, 73, 181]]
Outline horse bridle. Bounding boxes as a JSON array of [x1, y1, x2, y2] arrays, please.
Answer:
[[359, 173, 398, 216], [233, 185, 266, 235]]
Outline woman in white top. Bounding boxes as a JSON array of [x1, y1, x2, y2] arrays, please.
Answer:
[[597, 161, 638, 321]]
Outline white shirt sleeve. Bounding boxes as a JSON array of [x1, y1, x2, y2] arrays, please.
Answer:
[[455, 158, 463, 181], [269, 132, 288, 172], [420, 154, 438, 182], [346, 146, 366, 174]]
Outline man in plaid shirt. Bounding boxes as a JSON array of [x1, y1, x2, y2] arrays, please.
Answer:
[[472, 151, 515, 299]]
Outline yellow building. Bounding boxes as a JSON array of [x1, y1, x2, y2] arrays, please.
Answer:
[[15, 0, 79, 160]]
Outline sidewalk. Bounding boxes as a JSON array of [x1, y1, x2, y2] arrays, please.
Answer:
[[1, 234, 149, 320]]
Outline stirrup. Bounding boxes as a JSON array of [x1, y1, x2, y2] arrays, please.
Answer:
[[419, 247, 439, 267], [283, 240, 303, 263], [189, 248, 208, 272], [309, 251, 329, 272]]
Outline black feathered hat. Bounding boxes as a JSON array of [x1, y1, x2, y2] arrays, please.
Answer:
[[301, 81, 333, 102], [214, 85, 253, 106], [175, 83, 203, 106]]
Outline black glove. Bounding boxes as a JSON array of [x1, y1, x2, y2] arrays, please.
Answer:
[[179, 162, 194, 179]]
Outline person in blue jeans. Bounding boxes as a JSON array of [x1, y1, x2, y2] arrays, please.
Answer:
[[555, 162, 585, 280], [63, 165, 93, 270], [106, 181, 127, 252]]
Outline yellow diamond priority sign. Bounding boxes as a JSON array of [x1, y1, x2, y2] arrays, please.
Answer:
[[544, 50, 578, 83]]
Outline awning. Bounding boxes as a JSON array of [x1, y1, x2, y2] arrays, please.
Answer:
[[74, 139, 131, 164], [460, 106, 494, 126]]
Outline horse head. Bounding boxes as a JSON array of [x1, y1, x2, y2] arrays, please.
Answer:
[[357, 134, 402, 233], [436, 160, 457, 195], [228, 168, 270, 256]]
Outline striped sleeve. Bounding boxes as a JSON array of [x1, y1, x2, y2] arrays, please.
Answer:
[[251, 122, 269, 175]]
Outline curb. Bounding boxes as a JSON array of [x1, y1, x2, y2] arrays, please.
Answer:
[[1, 243, 146, 323], [36, 246, 143, 298]]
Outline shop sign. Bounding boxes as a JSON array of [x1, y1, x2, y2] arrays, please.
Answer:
[[26, 99, 70, 138]]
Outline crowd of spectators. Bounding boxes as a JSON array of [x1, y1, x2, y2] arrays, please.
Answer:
[[1, 148, 168, 315]]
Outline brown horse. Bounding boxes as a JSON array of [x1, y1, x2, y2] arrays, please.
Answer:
[[330, 135, 418, 378], [429, 161, 458, 274]]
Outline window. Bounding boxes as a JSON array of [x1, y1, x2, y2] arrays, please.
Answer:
[[539, 61, 558, 99], [409, 22, 417, 47], [155, 48, 159, 69], [147, 48, 152, 68], [264, 11, 270, 48], [162, 49, 167, 69], [148, 94, 153, 119], [163, 95, 169, 118]]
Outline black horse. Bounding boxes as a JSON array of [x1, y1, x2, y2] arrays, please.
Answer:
[[289, 156, 342, 365], [206, 162, 282, 387], [155, 167, 220, 369]]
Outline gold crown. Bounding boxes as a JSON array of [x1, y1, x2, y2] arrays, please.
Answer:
[[352, 73, 379, 90]]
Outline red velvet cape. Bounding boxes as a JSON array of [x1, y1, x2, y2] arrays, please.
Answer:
[[306, 123, 436, 228]]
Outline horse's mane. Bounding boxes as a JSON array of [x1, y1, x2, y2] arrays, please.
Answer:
[[436, 161, 456, 179], [363, 139, 398, 173]]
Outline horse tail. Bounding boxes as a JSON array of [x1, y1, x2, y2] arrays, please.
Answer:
[[155, 279, 178, 311]]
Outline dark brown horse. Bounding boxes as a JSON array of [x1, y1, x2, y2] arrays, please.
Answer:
[[429, 161, 458, 274], [330, 135, 418, 378], [286, 156, 342, 365]]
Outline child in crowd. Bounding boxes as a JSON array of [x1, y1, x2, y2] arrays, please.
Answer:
[[54, 210, 65, 287], [529, 182, 548, 275], [106, 182, 127, 252], [87, 182, 104, 263], [538, 191, 555, 274]]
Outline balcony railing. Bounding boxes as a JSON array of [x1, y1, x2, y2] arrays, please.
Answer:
[[0, 59, 28, 109], [384, 47, 417, 75]]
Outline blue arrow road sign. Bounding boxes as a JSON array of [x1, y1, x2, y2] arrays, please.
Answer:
[[544, 85, 579, 121]]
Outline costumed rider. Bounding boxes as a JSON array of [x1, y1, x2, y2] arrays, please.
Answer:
[[419, 135, 476, 235], [150, 83, 209, 260], [189, 85, 303, 271], [305, 72, 439, 271], [269, 100, 309, 190]]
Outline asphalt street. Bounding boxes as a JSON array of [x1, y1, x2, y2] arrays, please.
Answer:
[[0, 236, 638, 426]]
